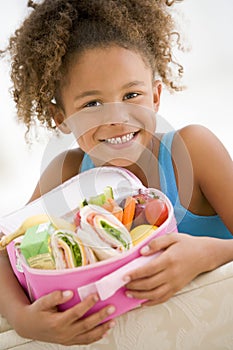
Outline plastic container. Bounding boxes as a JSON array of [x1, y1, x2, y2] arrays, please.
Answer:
[[0, 167, 177, 321]]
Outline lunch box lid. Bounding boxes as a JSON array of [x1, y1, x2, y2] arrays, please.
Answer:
[[0, 167, 143, 235]]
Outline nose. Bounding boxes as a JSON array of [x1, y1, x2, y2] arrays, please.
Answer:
[[102, 102, 130, 125]]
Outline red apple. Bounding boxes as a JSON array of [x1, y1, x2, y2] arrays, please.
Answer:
[[144, 198, 168, 226]]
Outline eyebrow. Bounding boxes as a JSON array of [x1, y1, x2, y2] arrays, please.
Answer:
[[122, 80, 146, 89], [74, 80, 146, 101], [74, 90, 101, 101]]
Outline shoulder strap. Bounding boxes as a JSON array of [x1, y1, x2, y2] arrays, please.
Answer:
[[158, 131, 180, 206], [80, 153, 95, 173]]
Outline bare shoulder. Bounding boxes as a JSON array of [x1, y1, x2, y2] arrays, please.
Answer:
[[175, 124, 232, 163], [172, 124, 233, 222], [29, 147, 84, 202], [173, 123, 233, 188]]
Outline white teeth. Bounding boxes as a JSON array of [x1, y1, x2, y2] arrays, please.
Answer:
[[105, 132, 135, 144]]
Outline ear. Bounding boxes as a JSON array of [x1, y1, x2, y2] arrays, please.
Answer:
[[49, 103, 71, 134], [152, 80, 162, 112]]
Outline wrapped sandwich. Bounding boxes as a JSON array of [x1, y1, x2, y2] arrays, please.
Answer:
[[77, 205, 133, 260], [50, 230, 97, 269]]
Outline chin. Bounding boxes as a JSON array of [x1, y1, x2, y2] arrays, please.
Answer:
[[107, 158, 135, 167]]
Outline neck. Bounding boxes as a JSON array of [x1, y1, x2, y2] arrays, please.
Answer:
[[125, 135, 160, 188]]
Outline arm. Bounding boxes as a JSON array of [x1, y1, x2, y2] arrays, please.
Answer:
[[0, 248, 31, 325], [0, 252, 115, 344], [179, 124, 233, 231], [124, 125, 233, 305], [29, 147, 84, 201]]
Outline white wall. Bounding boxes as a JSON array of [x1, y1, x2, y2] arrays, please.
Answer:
[[160, 0, 233, 156], [0, 0, 232, 217]]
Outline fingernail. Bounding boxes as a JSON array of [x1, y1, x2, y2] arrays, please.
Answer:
[[123, 275, 131, 283], [109, 321, 116, 328], [107, 306, 116, 315], [62, 290, 73, 297], [125, 292, 133, 298], [93, 294, 99, 302], [140, 245, 150, 254]]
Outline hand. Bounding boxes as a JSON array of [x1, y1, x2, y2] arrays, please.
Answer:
[[15, 291, 116, 345], [124, 233, 209, 306]]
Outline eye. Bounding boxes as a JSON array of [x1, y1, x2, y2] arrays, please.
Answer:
[[84, 100, 102, 108], [123, 92, 140, 100]]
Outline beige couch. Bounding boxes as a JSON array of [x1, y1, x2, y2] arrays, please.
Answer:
[[1, 261, 233, 350]]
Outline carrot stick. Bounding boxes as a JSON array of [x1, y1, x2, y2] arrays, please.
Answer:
[[122, 196, 136, 231], [102, 198, 123, 222], [112, 207, 123, 222]]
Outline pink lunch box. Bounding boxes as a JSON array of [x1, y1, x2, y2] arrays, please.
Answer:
[[0, 167, 177, 321]]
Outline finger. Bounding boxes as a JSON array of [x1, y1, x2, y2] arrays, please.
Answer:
[[140, 232, 179, 256], [62, 293, 100, 324], [126, 283, 171, 304], [142, 287, 174, 306], [70, 320, 115, 346], [33, 290, 74, 312], [125, 253, 166, 282], [124, 234, 178, 281], [126, 270, 165, 291], [73, 304, 117, 334]]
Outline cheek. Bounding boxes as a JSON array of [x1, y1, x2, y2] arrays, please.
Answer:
[[137, 107, 156, 136], [77, 129, 98, 153], [147, 114, 156, 134], [65, 109, 101, 141]]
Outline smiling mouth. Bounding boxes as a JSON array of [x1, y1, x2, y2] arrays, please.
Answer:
[[102, 132, 138, 145]]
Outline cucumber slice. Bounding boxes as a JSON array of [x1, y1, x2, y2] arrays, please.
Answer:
[[88, 193, 106, 206], [103, 186, 114, 200], [80, 186, 114, 207]]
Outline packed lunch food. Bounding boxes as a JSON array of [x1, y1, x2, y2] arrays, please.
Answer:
[[0, 186, 169, 271]]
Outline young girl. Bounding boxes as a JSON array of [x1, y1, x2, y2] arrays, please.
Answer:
[[0, 0, 233, 346]]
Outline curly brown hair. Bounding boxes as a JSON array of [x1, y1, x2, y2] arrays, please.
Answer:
[[1, 0, 184, 133]]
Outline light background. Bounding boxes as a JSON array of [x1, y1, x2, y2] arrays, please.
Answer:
[[0, 0, 232, 217]]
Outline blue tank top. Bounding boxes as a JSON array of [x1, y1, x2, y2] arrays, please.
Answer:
[[80, 132, 232, 239]]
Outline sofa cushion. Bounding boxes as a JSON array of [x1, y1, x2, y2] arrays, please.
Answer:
[[1, 261, 233, 350]]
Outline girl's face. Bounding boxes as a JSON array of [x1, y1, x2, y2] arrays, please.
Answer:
[[56, 45, 161, 167]]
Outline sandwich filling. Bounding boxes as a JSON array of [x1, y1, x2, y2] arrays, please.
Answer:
[[51, 231, 84, 269]]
